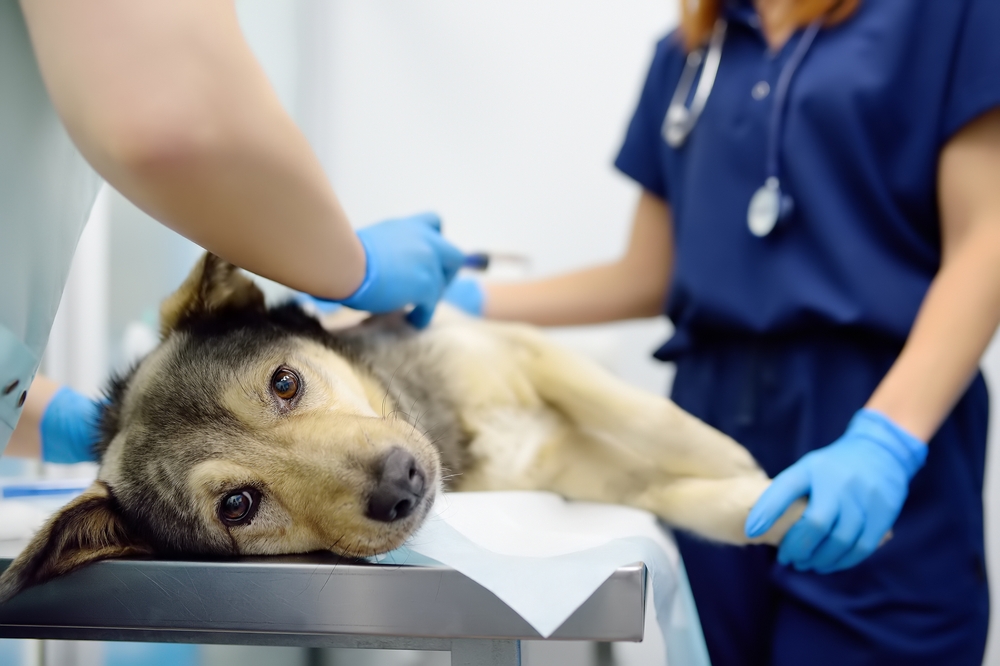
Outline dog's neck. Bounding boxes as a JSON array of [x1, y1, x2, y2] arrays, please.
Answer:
[[327, 314, 469, 479]]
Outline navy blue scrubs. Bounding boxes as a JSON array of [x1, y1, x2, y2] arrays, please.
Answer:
[[615, 1, 1000, 663]]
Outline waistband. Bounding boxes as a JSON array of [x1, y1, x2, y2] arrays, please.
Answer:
[[654, 325, 906, 362]]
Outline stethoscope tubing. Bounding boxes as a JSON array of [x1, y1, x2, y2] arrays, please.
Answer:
[[663, 15, 826, 236], [663, 20, 727, 148], [765, 18, 824, 183]]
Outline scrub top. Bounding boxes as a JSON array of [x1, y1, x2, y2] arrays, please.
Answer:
[[0, 0, 102, 452], [614, 0, 1000, 358]]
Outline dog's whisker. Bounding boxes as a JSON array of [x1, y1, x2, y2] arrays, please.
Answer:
[[410, 398, 426, 435], [381, 362, 407, 419], [409, 410, 427, 438]]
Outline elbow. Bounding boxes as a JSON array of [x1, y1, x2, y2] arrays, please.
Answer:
[[105, 124, 220, 179], [90, 104, 232, 180]]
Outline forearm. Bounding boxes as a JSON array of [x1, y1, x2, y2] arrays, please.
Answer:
[[867, 223, 1000, 441], [868, 110, 1000, 442], [5, 375, 60, 458], [20, 0, 364, 299], [103, 119, 364, 300], [484, 262, 665, 325], [484, 190, 673, 325]]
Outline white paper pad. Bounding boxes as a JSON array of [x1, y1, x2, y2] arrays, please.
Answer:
[[0, 499, 51, 541], [375, 491, 711, 665]]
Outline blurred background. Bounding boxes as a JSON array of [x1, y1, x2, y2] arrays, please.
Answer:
[[3, 1, 1000, 664]]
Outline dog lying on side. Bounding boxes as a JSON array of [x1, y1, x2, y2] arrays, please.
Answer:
[[0, 254, 803, 602]]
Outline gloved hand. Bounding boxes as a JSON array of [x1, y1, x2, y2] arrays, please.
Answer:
[[443, 277, 485, 316], [337, 212, 465, 328], [294, 292, 343, 316], [744, 408, 927, 573], [39, 386, 101, 464]]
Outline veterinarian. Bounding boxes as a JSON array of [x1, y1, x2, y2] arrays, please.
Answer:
[[0, 0, 463, 461], [445, 0, 1000, 663]]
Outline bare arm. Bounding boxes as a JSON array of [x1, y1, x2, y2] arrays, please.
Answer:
[[867, 109, 1000, 441], [19, 0, 364, 299], [483, 191, 674, 325], [5, 375, 60, 459]]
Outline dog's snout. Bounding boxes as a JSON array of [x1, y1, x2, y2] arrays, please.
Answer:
[[366, 447, 426, 523]]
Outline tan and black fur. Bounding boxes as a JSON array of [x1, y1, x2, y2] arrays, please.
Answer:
[[0, 254, 803, 602]]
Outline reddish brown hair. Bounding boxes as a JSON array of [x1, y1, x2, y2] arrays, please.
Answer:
[[680, 0, 861, 51]]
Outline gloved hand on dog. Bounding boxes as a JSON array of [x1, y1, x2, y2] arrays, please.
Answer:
[[443, 278, 485, 317], [744, 408, 927, 574], [40, 386, 101, 464], [334, 212, 465, 328]]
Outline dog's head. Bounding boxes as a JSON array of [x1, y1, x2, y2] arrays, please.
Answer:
[[0, 254, 441, 602]]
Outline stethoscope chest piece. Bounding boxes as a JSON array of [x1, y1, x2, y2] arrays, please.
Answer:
[[747, 177, 792, 237], [664, 105, 695, 148]]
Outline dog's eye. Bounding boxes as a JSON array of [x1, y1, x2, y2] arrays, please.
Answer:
[[219, 488, 260, 525], [271, 368, 300, 401]]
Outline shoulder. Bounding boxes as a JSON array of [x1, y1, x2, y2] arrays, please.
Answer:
[[852, 0, 986, 42], [651, 30, 686, 73], [637, 30, 687, 98]]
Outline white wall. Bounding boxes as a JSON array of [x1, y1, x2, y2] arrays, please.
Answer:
[[295, 0, 678, 395], [303, 2, 673, 268]]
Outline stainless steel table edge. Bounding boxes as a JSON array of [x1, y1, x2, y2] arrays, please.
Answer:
[[0, 626, 455, 651], [0, 556, 647, 646]]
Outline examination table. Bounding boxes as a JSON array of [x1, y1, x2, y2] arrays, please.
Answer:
[[0, 486, 704, 666]]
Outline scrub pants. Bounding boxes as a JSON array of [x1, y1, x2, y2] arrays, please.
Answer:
[[669, 332, 989, 666]]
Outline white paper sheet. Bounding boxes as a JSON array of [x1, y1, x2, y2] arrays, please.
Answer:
[[375, 491, 711, 665]]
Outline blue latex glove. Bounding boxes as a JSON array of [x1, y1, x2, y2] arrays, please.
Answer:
[[39, 386, 101, 464], [337, 212, 465, 328], [294, 292, 343, 316], [744, 408, 927, 573], [442, 277, 485, 316]]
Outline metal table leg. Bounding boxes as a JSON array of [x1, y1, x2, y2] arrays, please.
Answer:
[[451, 639, 521, 666]]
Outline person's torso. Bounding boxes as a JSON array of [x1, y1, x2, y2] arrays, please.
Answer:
[[0, 0, 101, 447], [627, 0, 996, 358]]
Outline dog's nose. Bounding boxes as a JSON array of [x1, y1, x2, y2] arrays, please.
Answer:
[[367, 447, 426, 523]]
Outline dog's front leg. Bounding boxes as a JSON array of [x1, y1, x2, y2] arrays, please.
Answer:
[[503, 325, 758, 479], [498, 324, 803, 545]]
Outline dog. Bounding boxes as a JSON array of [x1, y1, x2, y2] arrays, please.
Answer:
[[0, 253, 802, 602]]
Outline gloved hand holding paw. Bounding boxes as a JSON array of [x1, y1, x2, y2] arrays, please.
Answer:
[[744, 408, 927, 573]]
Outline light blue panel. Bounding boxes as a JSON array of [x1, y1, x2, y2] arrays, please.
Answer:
[[0, 456, 30, 477], [104, 642, 199, 666], [0, 639, 30, 666]]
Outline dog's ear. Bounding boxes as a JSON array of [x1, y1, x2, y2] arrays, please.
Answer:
[[159, 252, 266, 338], [0, 482, 151, 603]]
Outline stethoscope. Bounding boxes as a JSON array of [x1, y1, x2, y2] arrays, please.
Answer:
[[663, 17, 824, 237]]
